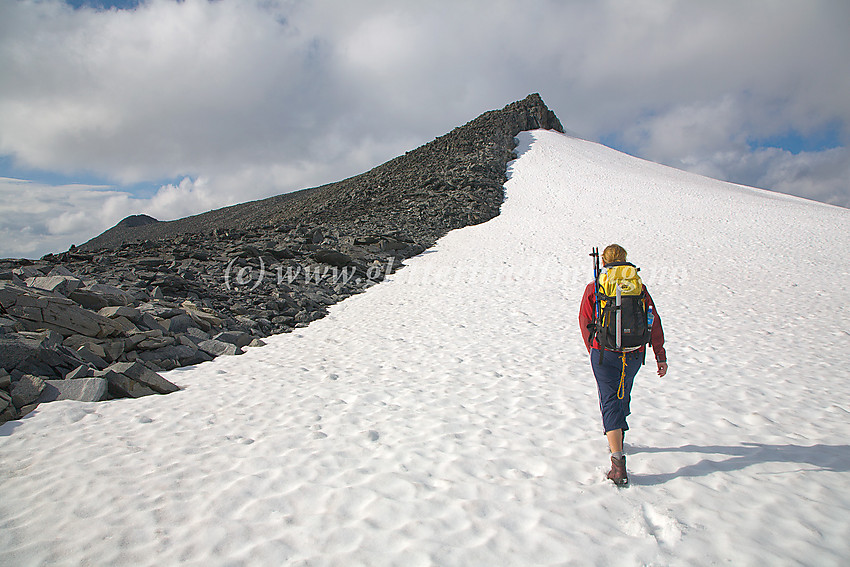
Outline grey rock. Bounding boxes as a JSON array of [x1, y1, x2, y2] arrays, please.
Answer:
[[0, 316, 21, 334], [0, 404, 18, 424], [137, 345, 210, 367], [308, 227, 324, 244], [314, 249, 352, 267], [65, 365, 94, 380], [164, 313, 195, 334], [0, 333, 47, 372], [138, 313, 167, 333], [67, 289, 110, 310], [136, 336, 175, 350], [41, 301, 109, 337], [108, 315, 139, 334], [98, 305, 141, 321], [1, 286, 123, 338], [64, 335, 106, 357], [25, 275, 84, 296], [106, 361, 179, 394], [102, 369, 157, 398], [74, 345, 108, 370], [198, 339, 241, 357], [102, 340, 125, 362], [181, 304, 222, 331], [36, 378, 108, 403], [185, 327, 210, 341], [136, 257, 166, 269], [48, 266, 76, 277], [0, 368, 10, 389], [18, 403, 39, 418], [177, 334, 202, 348], [12, 266, 44, 279], [212, 331, 253, 348], [19, 329, 64, 349], [11, 374, 45, 408], [79, 283, 133, 306]]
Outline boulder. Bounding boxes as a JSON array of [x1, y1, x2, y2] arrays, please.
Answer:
[[39, 299, 102, 336], [98, 305, 141, 321], [137, 345, 211, 368], [25, 275, 84, 296], [36, 378, 108, 403], [10, 374, 45, 408], [198, 339, 241, 357], [135, 257, 166, 269], [136, 336, 175, 350], [0, 333, 88, 378], [102, 340, 125, 362], [64, 335, 105, 356], [107, 316, 139, 335], [74, 345, 108, 370], [2, 283, 123, 338], [67, 289, 110, 311], [314, 249, 352, 267], [0, 404, 18, 424], [180, 302, 222, 331], [308, 227, 324, 244], [138, 313, 167, 333], [102, 369, 157, 398], [12, 266, 44, 279], [0, 333, 47, 372], [65, 365, 93, 380], [163, 313, 195, 334], [83, 283, 134, 306], [105, 361, 179, 394], [48, 266, 76, 277], [0, 316, 21, 334], [185, 327, 210, 341], [18, 329, 64, 349], [212, 331, 253, 349]]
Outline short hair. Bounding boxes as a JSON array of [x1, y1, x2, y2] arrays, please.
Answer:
[[602, 244, 627, 265]]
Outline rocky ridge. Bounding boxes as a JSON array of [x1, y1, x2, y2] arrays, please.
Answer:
[[0, 94, 563, 425]]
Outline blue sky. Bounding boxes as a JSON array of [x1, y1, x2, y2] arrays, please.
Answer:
[[1, 0, 848, 258], [66, 0, 141, 9]]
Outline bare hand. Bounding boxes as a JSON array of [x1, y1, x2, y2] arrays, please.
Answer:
[[657, 361, 668, 377]]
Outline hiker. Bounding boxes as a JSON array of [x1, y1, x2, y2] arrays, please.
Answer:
[[579, 244, 667, 486]]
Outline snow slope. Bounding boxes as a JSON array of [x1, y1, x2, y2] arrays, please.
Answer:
[[2, 130, 850, 566]]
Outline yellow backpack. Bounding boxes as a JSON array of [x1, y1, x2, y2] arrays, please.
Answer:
[[595, 262, 650, 353]]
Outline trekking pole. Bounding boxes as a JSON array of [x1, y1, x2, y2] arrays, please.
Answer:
[[590, 248, 602, 362], [590, 247, 600, 324], [615, 284, 622, 350]]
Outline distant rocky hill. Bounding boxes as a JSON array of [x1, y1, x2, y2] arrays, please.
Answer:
[[0, 94, 562, 425], [81, 93, 562, 251]]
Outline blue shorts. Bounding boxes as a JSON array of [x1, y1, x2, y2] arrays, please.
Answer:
[[591, 348, 643, 433]]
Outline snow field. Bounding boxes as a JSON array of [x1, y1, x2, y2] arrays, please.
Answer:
[[2, 129, 850, 566]]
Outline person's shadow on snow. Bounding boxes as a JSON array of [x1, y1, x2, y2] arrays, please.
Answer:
[[628, 443, 850, 485]]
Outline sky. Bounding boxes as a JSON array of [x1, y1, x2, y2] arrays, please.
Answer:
[[0, 0, 848, 259]]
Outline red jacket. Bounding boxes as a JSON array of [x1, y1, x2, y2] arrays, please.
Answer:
[[579, 282, 666, 363]]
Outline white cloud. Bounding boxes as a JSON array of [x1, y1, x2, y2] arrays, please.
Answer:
[[0, 0, 848, 257], [0, 178, 129, 258]]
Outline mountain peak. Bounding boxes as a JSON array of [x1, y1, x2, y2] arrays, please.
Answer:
[[115, 214, 158, 229], [79, 94, 564, 251]]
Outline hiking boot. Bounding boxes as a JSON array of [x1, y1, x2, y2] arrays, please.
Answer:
[[607, 455, 628, 486]]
